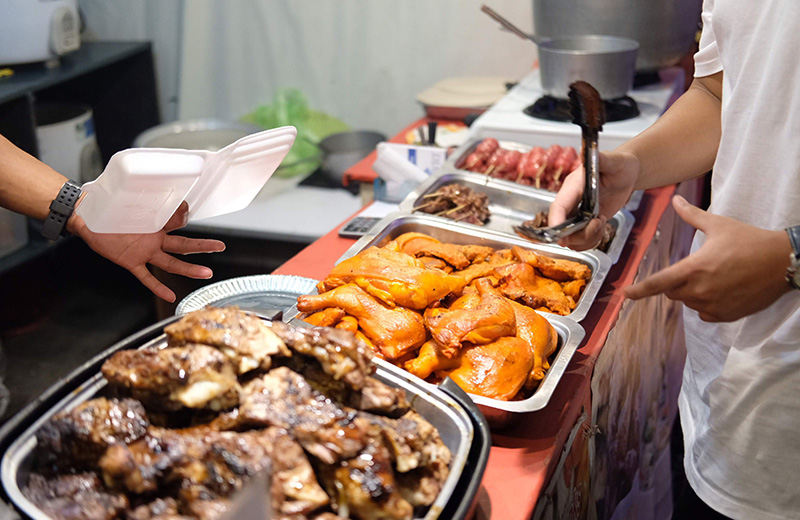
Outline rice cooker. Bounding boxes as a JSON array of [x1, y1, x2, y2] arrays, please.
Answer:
[[0, 0, 80, 66]]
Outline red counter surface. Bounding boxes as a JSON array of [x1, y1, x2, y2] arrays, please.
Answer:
[[273, 183, 681, 520]]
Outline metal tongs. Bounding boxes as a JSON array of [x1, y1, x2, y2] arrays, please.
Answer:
[[514, 81, 606, 243]]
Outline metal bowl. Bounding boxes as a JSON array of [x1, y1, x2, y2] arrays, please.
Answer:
[[133, 118, 263, 151], [319, 130, 386, 185]]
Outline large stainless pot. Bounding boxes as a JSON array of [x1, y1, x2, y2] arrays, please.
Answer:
[[481, 5, 638, 99], [539, 35, 638, 99], [532, 0, 702, 72]]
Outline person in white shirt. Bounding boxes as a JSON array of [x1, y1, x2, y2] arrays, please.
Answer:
[[550, 1, 800, 518]]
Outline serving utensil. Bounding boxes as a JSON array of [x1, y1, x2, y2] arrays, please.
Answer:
[[514, 80, 605, 243]]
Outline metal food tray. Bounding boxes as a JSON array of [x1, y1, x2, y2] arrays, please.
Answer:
[[375, 314, 585, 430], [398, 170, 635, 264], [444, 136, 644, 212], [336, 212, 611, 323], [0, 316, 487, 520]]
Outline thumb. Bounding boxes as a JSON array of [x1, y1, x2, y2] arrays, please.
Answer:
[[672, 195, 711, 232]]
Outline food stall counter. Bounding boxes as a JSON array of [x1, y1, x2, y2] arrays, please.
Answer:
[[273, 181, 693, 520]]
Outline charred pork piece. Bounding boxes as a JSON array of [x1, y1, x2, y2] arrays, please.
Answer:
[[102, 345, 240, 412], [395, 459, 450, 508], [287, 362, 409, 419], [367, 411, 452, 475], [268, 320, 373, 391], [23, 472, 129, 520], [34, 397, 148, 472], [165, 307, 290, 374], [236, 367, 373, 464], [126, 498, 190, 520], [317, 437, 414, 520], [99, 426, 328, 518]]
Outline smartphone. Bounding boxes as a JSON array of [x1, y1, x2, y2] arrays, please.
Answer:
[[338, 216, 383, 239]]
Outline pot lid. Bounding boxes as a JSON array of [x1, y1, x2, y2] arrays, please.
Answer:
[[416, 76, 511, 108]]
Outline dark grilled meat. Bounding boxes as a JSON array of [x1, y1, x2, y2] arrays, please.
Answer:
[[269, 320, 373, 391], [235, 367, 372, 464], [165, 307, 291, 374], [126, 498, 190, 520], [99, 426, 328, 517], [23, 473, 128, 520], [102, 345, 239, 412], [317, 438, 413, 520], [413, 184, 490, 226], [35, 397, 148, 472]]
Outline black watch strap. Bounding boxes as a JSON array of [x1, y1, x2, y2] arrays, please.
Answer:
[[42, 180, 82, 241], [787, 225, 800, 255]]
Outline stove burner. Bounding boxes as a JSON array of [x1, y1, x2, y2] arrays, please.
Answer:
[[523, 95, 640, 123]]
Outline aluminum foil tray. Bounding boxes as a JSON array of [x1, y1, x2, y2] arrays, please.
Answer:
[[336, 212, 611, 323], [0, 316, 487, 520], [175, 274, 319, 316], [444, 136, 643, 212], [399, 170, 635, 264]]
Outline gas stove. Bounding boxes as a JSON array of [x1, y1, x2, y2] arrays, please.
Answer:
[[469, 67, 685, 151]]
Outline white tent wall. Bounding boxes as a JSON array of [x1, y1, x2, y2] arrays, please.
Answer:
[[78, 0, 184, 122], [78, 1, 534, 136], [179, 0, 534, 135]]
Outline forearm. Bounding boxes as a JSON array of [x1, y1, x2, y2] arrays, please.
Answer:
[[0, 135, 69, 221], [619, 72, 723, 190]]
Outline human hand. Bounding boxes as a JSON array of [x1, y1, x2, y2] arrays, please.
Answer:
[[548, 150, 640, 250], [70, 202, 226, 302], [625, 195, 793, 322]]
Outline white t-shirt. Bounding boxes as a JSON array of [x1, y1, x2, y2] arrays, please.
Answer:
[[681, 1, 800, 518]]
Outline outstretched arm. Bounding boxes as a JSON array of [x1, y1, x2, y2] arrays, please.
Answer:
[[549, 72, 724, 250], [0, 134, 225, 302]]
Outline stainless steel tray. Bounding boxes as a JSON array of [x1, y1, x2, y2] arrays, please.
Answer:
[[336, 212, 611, 323], [398, 170, 635, 264], [0, 317, 479, 520], [444, 137, 644, 212], [374, 314, 585, 430]]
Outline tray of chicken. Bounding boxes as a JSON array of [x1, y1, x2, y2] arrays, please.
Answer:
[[398, 170, 635, 264], [444, 136, 644, 212], [0, 308, 490, 520], [285, 213, 604, 427]]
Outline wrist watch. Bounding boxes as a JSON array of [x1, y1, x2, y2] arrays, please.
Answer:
[[41, 180, 81, 241], [786, 225, 800, 290]]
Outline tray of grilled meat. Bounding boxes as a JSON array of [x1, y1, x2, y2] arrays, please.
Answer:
[[444, 136, 645, 212], [0, 308, 490, 520], [283, 213, 603, 428], [399, 170, 635, 264]]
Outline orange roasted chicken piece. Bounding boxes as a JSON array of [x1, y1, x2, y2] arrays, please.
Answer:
[[495, 262, 574, 315], [317, 247, 462, 310], [297, 283, 426, 360], [302, 308, 345, 327], [438, 336, 534, 401], [390, 232, 470, 269], [507, 299, 558, 388], [511, 245, 591, 282], [424, 278, 516, 357], [404, 340, 462, 380]]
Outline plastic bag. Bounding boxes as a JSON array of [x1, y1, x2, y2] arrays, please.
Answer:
[[242, 89, 350, 178]]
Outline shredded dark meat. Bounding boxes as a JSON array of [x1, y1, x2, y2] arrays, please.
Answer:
[[413, 183, 490, 225]]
